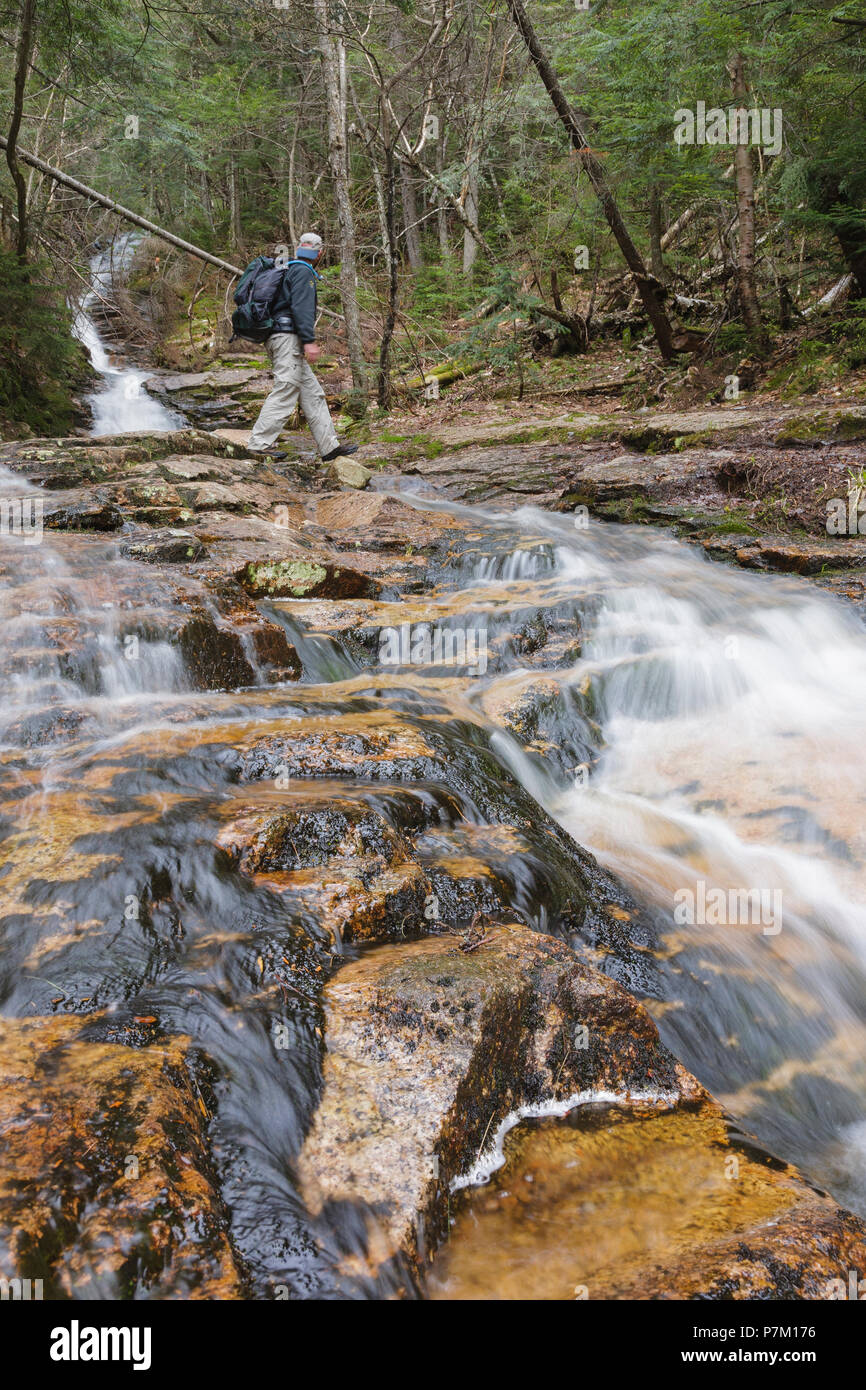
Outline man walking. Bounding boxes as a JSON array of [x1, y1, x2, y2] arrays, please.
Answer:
[[247, 232, 359, 463]]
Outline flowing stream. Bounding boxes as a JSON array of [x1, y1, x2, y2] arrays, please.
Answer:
[[2, 488, 866, 1293], [1, 249, 865, 1296], [466, 507, 866, 1213]]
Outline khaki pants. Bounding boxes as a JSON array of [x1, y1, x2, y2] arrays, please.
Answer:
[[248, 333, 339, 456]]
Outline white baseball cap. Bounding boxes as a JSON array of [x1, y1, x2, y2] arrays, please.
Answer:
[[297, 232, 323, 255]]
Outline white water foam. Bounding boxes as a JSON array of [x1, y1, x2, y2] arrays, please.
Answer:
[[451, 1088, 681, 1191]]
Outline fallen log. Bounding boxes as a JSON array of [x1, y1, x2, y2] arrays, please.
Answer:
[[660, 167, 734, 252], [802, 273, 854, 317], [671, 293, 716, 315], [528, 301, 588, 347], [403, 359, 482, 391], [459, 297, 499, 325]]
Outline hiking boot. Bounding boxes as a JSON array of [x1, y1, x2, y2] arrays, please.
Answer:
[[321, 442, 359, 461], [250, 446, 288, 461]]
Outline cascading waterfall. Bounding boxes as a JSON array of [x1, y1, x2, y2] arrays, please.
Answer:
[[4, 239, 866, 1293], [71, 233, 185, 435], [3, 466, 866, 1291], [454, 502, 866, 1214], [0, 463, 189, 745]]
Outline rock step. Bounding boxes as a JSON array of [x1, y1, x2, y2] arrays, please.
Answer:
[[0, 1015, 241, 1299], [429, 1099, 866, 1300], [296, 923, 699, 1282]]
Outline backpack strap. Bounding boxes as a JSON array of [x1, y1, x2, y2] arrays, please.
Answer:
[[284, 258, 322, 281]]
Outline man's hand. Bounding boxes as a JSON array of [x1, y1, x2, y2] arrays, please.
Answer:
[[303, 342, 321, 364]]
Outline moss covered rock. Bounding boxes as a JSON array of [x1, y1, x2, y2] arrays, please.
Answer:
[[235, 555, 377, 599]]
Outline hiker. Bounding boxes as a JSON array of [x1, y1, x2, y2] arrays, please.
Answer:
[[239, 232, 359, 463]]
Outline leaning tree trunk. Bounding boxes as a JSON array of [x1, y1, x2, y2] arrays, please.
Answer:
[[728, 53, 766, 350], [313, 0, 367, 396], [0, 135, 242, 273], [6, 0, 37, 262], [506, 0, 675, 360]]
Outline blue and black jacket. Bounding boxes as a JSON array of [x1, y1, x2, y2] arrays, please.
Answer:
[[270, 259, 321, 344]]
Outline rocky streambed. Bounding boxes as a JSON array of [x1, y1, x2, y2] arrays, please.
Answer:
[[146, 363, 866, 598], [2, 414, 866, 1300]]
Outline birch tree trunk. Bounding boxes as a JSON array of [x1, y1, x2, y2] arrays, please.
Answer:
[[379, 137, 400, 408], [462, 149, 479, 274], [436, 135, 451, 260], [313, 0, 368, 396], [459, 4, 495, 276]]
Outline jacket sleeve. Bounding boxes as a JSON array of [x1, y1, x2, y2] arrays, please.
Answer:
[[290, 266, 318, 344]]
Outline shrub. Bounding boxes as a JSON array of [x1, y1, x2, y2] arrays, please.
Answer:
[[0, 249, 91, 435]]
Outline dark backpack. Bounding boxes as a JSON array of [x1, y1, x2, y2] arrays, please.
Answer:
[[231, 255, 323, 343], [230, 256, 286, 342]]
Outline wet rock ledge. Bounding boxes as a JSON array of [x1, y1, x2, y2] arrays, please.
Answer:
[[297, 923, 697, 1279], [0, 1016, 240, 1299], [0, 430, 467, 701]]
